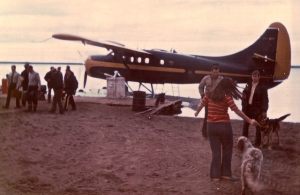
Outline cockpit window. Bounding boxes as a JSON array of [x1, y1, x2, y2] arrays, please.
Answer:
[[107, 51, 115, 56]]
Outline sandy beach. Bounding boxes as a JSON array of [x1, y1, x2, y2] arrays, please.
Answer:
[[0, 97, 299, 195]]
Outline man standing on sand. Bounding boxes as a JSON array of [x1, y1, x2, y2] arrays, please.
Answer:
[[27, 65, 41, 112], [49, 68, 64, 114], [242, 69, 269, 147], [44, 66, 55, 103], [21, 62, 29, 107], [3, 65, 21, 109], [198, 64, 223, 138], [64, 66, 78, 111]]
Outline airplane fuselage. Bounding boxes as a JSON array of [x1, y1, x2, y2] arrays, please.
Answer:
[[85, 49, 273, 85]]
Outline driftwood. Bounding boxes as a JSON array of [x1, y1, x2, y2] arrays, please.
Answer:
[[135, 99, 182, 118], [149, 99, 182, 115]]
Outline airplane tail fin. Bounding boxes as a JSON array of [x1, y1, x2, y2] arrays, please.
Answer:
[[224, 22, 291, 84], [270, 22, 291, 81]]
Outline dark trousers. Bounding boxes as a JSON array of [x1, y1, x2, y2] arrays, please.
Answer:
[[27, 86, 38, 111], [51, 89, 64, 113], [207, 122, 233, 179], [22, 90, 27, 107], [47, 86, 52, 103], [202, 105, 208, 137], [242, 107, 262, 146], [243, 122, 261, 146], [64, 94, 76, 110], [5, 83, 20, 108]]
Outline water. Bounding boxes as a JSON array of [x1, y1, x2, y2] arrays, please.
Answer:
[[0, 63, 299, 122]]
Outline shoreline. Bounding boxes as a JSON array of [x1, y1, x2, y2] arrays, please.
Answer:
[[0, 97, 299, 194]]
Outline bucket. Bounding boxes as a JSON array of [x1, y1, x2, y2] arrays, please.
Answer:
[[132, 91, 146, 111], [1, 79, 8, 94]]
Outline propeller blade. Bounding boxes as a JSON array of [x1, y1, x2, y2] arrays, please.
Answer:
[[83, 71, 88, 88]]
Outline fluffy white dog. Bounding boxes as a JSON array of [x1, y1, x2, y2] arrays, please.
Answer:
[[237, 136, 263, 195]]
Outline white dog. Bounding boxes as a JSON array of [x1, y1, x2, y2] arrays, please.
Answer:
[[237, 136, 263, 195]]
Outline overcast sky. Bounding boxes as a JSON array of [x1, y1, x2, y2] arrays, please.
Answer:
[[0, 0, 299, 64]]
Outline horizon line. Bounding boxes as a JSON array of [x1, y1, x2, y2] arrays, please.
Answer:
[[0, 61, 299, 68]]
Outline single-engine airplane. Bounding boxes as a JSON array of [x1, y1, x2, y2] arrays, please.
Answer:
[[52, 22, 291, 91]]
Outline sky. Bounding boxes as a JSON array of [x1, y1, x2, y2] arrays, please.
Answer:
[[0, 0, 299, 64]]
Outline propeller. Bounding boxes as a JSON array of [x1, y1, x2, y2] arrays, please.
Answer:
[[83, 71, 88, 88]]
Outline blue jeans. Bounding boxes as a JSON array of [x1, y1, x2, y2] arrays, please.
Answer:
[[207, 122, 233, 178]]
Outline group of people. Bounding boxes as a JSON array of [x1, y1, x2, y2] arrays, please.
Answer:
[[44, 65, 78, 114], [195, 64, 268, 181], [3, 64, 78, 114], [3, 63, 41, 112]]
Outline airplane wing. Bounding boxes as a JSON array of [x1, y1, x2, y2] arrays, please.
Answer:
[[52, 34, 151, 56]]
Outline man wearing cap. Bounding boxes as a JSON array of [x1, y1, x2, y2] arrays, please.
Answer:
[[242, 69, 269, 147]]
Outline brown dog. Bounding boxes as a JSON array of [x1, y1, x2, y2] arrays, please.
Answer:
[[258, 113, 290, 149]]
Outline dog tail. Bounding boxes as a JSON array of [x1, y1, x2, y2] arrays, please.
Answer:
[[277, 113, 291, 122]]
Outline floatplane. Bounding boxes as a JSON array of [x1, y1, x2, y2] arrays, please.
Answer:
[[51, 22, 291, 95], [3, 22, 290, 97]]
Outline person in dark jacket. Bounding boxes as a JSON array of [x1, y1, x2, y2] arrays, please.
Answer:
[[44, 67, 55, 103], [49, 68, 64, 114], [64, 67, 78, 111], [242, 70, 269, 147], [21, 63, 29, 107]]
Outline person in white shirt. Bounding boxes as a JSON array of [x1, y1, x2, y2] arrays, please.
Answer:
[[242, 70, 269, 147], [27, 65, 41, 112], [3, 65, 21, 109]]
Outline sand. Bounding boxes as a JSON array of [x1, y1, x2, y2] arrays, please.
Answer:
[[0, 97, 299, 195]]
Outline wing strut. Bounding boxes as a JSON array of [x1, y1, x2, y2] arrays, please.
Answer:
[[83, 71, 88, 88], [138, 82, 155, 97]]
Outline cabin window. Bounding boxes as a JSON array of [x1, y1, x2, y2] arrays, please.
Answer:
[[137, 57, 142, 63], [122, 56, 126, 60], [145, 58, 150, 64], [160, 59, 165, 65], [130, 56, 134, 63]]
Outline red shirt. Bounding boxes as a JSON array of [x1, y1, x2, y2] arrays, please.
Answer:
[[201, 95, 238, 122]]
